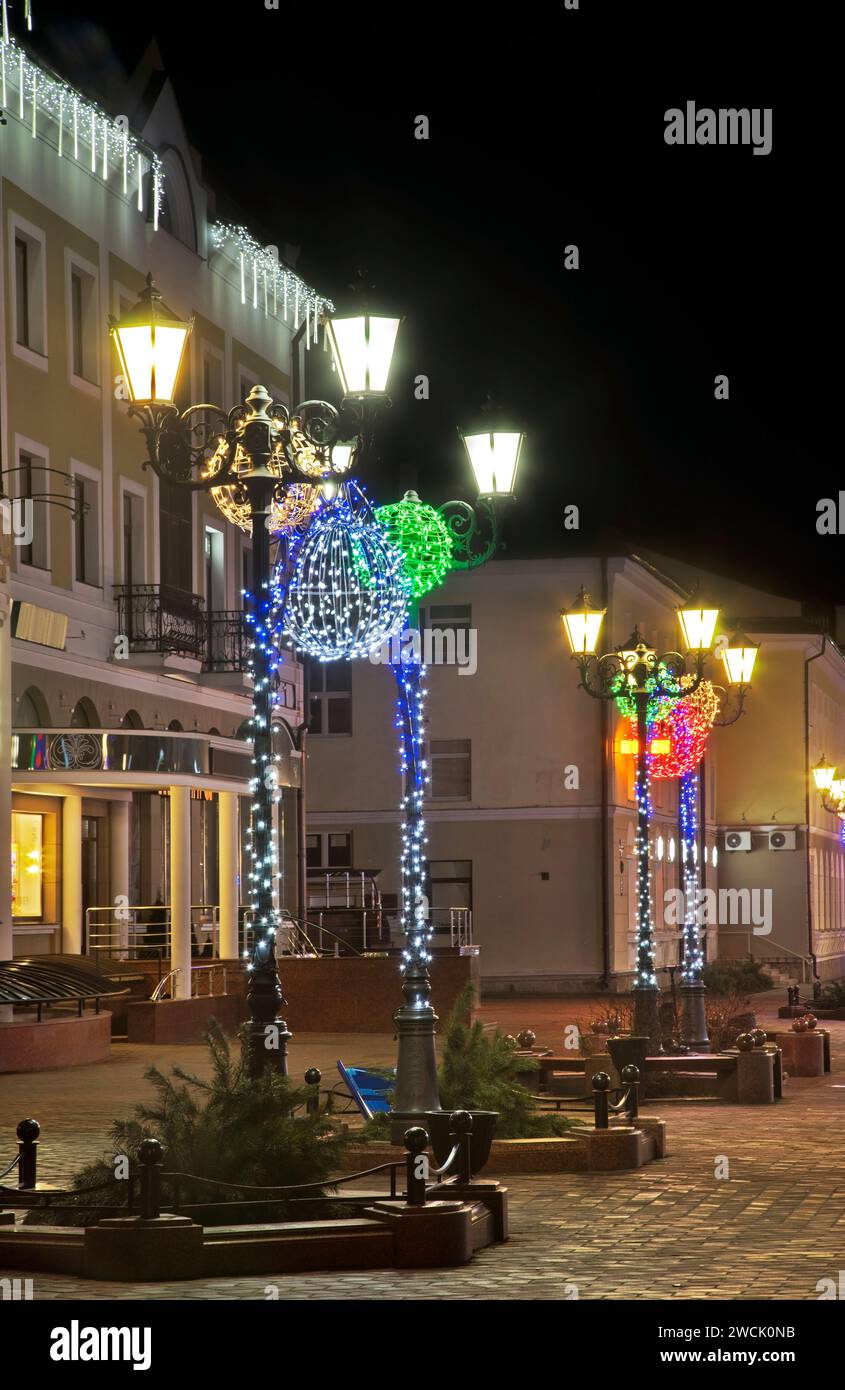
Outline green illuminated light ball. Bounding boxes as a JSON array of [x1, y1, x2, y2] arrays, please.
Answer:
[[375, 490, 454, 599]]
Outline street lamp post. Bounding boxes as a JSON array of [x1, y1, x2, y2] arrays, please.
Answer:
[[679, 628, 759, 1050], [110, 275, 398, 1077], [387, 426, 523, 1119], [561, 592, 720, 1050]]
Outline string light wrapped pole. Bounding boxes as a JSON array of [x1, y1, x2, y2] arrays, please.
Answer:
[[562, 594, 723, 1051], [109, 276, 399, 1077], [374, 434, 524, 1119], [677, 632, 759, 1048]]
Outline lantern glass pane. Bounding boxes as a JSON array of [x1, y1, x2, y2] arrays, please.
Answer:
[[328, 315, 400, 394], [462, 431, 523, 496], [678, 607, 719, 651], [114, 322, 188, 403], [813, 759, 835, 792], [723, 643, 757, 684], [562, 607, 604, 655]]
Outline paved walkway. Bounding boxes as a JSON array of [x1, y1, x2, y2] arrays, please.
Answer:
[[2, 996, 844, 1299]]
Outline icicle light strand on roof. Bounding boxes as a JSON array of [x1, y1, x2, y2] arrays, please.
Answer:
[[209, 223, 334, 340], [0, 32, 164, 222]]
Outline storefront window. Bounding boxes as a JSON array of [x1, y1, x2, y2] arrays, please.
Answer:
[[12, 812, 43, 918]]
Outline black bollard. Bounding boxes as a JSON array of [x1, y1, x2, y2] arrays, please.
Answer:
[[138, 1138, 163, 1221], [404, 1127, 429, 1206], [592, 1072, 611, 1129], [620, 1065, 640, 1123], [304, 1067, 322, 1116], [449, 1110, 473, 1184], [17, 1119, 40, 1190]]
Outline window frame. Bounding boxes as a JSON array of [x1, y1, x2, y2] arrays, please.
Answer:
[[9, 213, 48, 369], [119, 479, 147, 586], [307, 659, 353, 737], [65, 248, 101, 394], [427, 738, 472, 801], [13, 436, 51, 576], [71, 459, 103, 593]]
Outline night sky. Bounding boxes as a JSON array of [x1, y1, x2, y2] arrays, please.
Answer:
[[19, 3, 831, 606]]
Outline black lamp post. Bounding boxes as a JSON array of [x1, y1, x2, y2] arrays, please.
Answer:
[[388, 423, 523, 1120], [678, 629, 759, 1051], [109, 274, 398, 1076], [561, 592, 722, 1051]]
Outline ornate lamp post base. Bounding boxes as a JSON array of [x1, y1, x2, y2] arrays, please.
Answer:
[[391, 971, 440, 1117], [633, 985, 663, 1055], [680, 983, 710, 1053]]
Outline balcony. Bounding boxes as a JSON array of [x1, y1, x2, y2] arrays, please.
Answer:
[[115, 584, 205, 673], [113, 585, 303, 716]]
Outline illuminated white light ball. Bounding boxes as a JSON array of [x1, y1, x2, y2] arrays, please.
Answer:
[[283, 497, 409, 659]]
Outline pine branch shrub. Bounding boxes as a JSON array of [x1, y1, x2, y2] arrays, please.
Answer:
[[25, 1021, 348, 1225]]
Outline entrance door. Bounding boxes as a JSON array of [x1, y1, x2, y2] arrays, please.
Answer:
[[81, 817, 101, 930]]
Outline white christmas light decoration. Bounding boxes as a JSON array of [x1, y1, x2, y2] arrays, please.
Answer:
[[209, 223, 333, 339], [281, 485, 409, 660], [0, 32, 164, 221]]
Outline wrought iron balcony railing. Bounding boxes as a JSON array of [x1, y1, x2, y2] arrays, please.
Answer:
[[115, 583, 205, 660], [205, 609, 249, 672]]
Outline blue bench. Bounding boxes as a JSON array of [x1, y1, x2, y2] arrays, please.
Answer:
[[336, 1061, 395, 1120]]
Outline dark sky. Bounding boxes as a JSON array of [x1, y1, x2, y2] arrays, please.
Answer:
[[19, 2, 833, 606]]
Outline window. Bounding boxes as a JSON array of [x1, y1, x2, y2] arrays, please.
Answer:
[[122, 490, 146, 585], [429, 739, 471, 800], [15, 237, 29, 346], [11, 812, 44, 919], [306, 832, 352, 868], [202, 346, 223, 405], [159, 479, 193, 592], [73, 469, 101, 587], [68, 261, 98, 385], [12, 224, 46, 358], [308, 660, 352, 735], [239, 369, 258, 404], [420, 603, 472, 633], [427, 859, 472, 912], [16, 450, 49, 570]]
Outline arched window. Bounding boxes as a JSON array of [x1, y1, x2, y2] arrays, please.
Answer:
[[15, 686, 51, 727], [70, 697, 99, 728], [236, 718, 253, 741], [121, 709, 144, 729], [208, 726, 221, 736], [150, 147, 198, 251], [168, 719, 184, 732]]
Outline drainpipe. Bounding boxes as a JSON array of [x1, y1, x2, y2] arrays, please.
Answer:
[[599, 556, 611, 987], [804, 636, 826, 992]]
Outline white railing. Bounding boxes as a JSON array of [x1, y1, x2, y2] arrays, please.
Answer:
[[151, 962, 232, 1001], [306, 870, 382, 911], [85, 903, 220, 960]]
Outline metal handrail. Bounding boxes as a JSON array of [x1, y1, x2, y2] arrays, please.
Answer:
[[85, 903, 220, 959], [717, 931, 815, 982], [151, 963, 231, 1002]]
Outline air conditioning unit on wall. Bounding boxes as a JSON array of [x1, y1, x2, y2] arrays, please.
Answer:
[[724, 830, 752, 852], [769, 829, 797, 851]]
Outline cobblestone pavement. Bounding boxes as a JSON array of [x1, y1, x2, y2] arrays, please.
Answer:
[[2, 998, 844, 1299]]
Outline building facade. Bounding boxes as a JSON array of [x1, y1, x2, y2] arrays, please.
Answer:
[[0, 37, 324, 984], [306, 551, 845, 991]]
